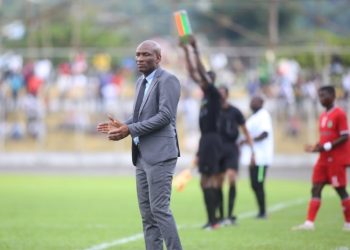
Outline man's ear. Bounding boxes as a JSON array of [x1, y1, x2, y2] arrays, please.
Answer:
[[156, 54, 161, 63]]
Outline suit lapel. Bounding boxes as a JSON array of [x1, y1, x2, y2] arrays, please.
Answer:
[[138, 68, 163, 118]]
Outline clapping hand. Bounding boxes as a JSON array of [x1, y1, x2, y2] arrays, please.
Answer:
[[108, 123, 130, 141], [97, 115, 122, 134]]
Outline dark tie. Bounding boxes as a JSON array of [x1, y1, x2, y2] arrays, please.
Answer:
[[133, 78, 147, 122]]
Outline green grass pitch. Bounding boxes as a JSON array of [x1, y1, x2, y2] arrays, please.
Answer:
[[0, 174, 349, 250]]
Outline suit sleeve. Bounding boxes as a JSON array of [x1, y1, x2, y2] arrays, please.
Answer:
[[124, 116, 133, 125], [127, 74, 180, 137]]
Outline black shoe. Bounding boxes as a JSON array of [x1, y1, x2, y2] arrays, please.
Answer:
[[256, 213, 267, 219], [230, 215, 237, 221], [201, 222, 211, 229], [202, 222, 220, 230]]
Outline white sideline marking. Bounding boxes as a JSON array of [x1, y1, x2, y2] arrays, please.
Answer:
[[84, 233, 144, 250], [83, 196, 314, 250]]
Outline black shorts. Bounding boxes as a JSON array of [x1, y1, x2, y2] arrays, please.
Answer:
[[220, 142, 239, 172], [198, 133, 223, 175]]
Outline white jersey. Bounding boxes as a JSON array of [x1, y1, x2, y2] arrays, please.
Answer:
[[240, 108, 274, 166]]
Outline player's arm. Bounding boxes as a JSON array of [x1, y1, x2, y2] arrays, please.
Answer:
[[322, 110, 350, 151], [242, 131, 268, 143], [179, 39, 202, 84], [253, 131, 268, 142], [307, 134, 349, 153], [306, 111, 349, 152], [240, 124, 256, 167], [188, 36, 211, 90], [240, 124, 254, 150], [329, 134, 349, 149]]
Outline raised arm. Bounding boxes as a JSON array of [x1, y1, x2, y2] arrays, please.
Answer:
[[188, 36, 212, 89], [179, 39, 201, 83]]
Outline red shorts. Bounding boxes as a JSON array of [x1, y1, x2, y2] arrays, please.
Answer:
[[312, 159, 347, 187]]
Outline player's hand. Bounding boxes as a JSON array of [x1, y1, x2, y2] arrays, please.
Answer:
[[108, 124, 130, 141], [188, 35, 197, 49], [304, 144, 321, 153], [193, 156, 199, 167], [179, 38, 187, 49], [304, 144, 314, 152], [239, 139, 247, 146], [249, 153, 256, 168]]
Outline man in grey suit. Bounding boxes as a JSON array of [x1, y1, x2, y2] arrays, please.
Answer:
[[97, 40, 182, 250]]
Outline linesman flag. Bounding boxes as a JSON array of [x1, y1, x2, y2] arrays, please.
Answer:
[[173, 168, 192, 192], [174, 10, 192, 42], [173, 158, 198, 192]]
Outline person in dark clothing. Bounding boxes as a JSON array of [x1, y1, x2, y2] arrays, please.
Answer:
[[217, 85, 254, 225], [180, 35, 222, 230]]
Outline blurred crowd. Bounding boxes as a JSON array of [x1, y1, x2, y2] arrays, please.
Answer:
[[0, 51, 137, 141], [1, 48, 350, 150]]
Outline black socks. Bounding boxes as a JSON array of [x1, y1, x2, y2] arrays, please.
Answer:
[[228, 184, 236, 218], [203, 188, 218, 224]]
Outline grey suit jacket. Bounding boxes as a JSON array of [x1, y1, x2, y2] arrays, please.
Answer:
[[126, 68, 181, 166]]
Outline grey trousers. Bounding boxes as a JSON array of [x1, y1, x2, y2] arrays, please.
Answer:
[[136, 156, 182, 250]]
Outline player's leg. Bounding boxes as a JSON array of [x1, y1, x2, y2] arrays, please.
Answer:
[[216, 148, 226, 222], [335, 187, 350, 231], [251, 165, 268, 218], [293, 161, 328, 230], [216, 172, 225, 221], [199, 133, 222, 229], [307, 183, 325, 220], [206, 134, 223, 228], [201, 174, 219, 229], [217, 143, 231, 225], [334, 186, 349, 199], [226, 168, 238, 221], [292, 182, 325, 230], [333, 166, 350, 231], [201, 174, 213, 228], [198, 134, 216, 229], [211, 173, 223, 221], [249, 165, 260, 215], [225, 145, 239, 223]]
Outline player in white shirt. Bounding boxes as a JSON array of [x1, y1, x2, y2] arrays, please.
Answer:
[[240, 96, 274, 218]]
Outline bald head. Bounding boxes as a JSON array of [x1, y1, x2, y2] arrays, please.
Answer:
[[136, 40, 162, 75], [137, 40, 161, 57], [250, 96, 264, 113]]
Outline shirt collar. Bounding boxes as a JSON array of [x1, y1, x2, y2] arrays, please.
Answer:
[[143, 69, 157, 84]]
